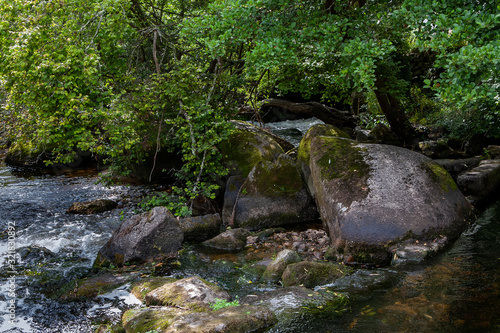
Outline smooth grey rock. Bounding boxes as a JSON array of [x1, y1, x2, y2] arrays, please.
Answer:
[[299, 128, 473, 264], [94, 207, 183, 267]]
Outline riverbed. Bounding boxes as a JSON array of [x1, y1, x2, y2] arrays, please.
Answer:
[[0, 156, 499, 332]]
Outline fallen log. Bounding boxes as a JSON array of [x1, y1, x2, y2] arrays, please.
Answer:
[[260, 98, 358, 128]]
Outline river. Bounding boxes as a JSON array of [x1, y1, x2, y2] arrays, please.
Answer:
[[0, 146, 499, 332]]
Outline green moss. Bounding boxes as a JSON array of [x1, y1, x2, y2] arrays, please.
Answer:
[[246, 156, 303, 198], [122, 308, 180, 333], [425, 162, 458, 193], [220, 129, 283, 177], [131, 277, 177, 302], [316, 138, 369, 181], [298, 124, 350, 166]]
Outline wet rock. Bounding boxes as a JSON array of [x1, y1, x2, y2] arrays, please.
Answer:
[[220, 120, 288, 178], [390, 236, 449, 266], [164, 305, 276, 333], [17, 245, 55, 266], [434, 158, 481, 181], [94, 207, 183, 267], [202, 228, 251, 251], [281, 261, 351, 288], [131, 277, 177, 302], [145, 276, 230, 311], [228, 154, 317, 230], [60, 272, 137, 300], [299, 127, 473, 264], [261, 249, 302, 283], [122, 307, 184, 333], [180, 213, 222, 242], [457, 159, 500, 207], [66, 199, 118, 214], [242, 286, 349, 332]]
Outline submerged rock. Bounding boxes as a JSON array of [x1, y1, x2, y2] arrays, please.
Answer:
[[164, 305, 276, 333], [94, 207, 183, 267], [66, 199, 117, 214], [202, 228, 251, 251], [229, 154, 317, 230], [281, 261, 351, 288], [299, 125, 473, 264]]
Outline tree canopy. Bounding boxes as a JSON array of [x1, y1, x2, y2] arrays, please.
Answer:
[[1, 0, 499, 206]]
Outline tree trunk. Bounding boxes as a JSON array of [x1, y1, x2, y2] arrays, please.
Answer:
[[374, 78, 416, 144]]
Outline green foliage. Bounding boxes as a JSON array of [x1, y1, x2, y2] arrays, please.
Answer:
[[209, 297, 240, 311], [140, 191, 192, 217]]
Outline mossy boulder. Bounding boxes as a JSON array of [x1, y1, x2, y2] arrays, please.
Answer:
[[94, 207, 183, 267], [122, 307, 184, 333], [261, 249, 302, 283], [304, 134, 473, 264], [145, 276, 230, 311], [228, 154, 317, 230], [297, 124, 350, 197], [202, 228, 251, 251], [180, 213, 222, 242], [220, 120, 289, 178], [66, 199, 118, 214], [164, 305, 277, 333], [281, 261, 351, 288], [131, 276, 177, 302], [60, 273, 137, 300]]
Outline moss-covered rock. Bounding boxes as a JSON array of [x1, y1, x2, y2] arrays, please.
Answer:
[[297, 124, 350, 197], [60, 273, 138, 300], [122, 307, 184, 333], [180, 213, 222, 242], [164, 305, 277, 333], [131, 277, 177, 302], [261, 249, 302, 283], [220, 121, 287, 178], [281, 261, 351, 288], [202, 228, 251, 251], [229, 154, 318, 230], [307, 135, 473, 265], [145, 276, 230, 311]]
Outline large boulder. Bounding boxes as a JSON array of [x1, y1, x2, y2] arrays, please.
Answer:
[[226, 154, 317, 230], [220, 120, 291, 178], [299, 126, 473, 264], [94, 207, 183, 267]]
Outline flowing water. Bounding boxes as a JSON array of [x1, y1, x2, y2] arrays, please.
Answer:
[[0, 142, 499, 332]]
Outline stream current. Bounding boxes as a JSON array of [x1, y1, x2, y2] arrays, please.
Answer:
[[0, 120, 499, 332]]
